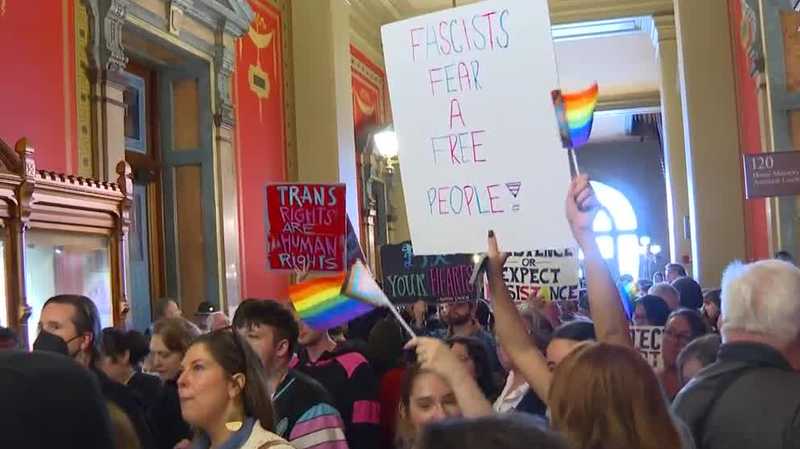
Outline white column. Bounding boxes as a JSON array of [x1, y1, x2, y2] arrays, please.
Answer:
[[674, 0, 747, 285]]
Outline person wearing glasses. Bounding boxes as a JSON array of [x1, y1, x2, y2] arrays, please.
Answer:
[[658, 308, 708, 400], [177, 329, 293, 449]]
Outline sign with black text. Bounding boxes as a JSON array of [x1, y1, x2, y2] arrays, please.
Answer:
[[502, 249, 579, 302], [630, 325, 663, 370]]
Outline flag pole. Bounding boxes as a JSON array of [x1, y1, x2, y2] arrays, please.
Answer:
[[388, 304, 417, 338], [570, 148, 581, 176]]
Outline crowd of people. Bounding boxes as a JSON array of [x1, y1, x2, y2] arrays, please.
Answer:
[[2, 174, 800, 449]]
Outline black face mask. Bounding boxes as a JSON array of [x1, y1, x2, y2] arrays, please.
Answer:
[[33, 330, 76, 356]]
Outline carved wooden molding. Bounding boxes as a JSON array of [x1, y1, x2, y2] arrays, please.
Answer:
[[0, 137, 133, 340]]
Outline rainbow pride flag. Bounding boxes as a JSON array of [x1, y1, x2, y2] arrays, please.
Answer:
[[552, 82, 599, 149], [289, 262, 391, 331]]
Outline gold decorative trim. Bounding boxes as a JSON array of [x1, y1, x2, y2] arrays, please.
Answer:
[[351, 48, 387, 123], [63, 0, 74, 174], [75, 0, 94, 177]]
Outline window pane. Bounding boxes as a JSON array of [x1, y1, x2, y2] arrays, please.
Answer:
[[617, 234, 641, 279], [593, 209, 612, 232], [25, 231, 112, 347], [591, 181, 638, 231], [596, 236, 614, 259]]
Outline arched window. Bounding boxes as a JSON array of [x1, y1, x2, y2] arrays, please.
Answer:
[[590, 181, 640, 279]]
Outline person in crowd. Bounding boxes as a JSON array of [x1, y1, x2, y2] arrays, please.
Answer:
[[193, 301, 218, 332], [448, 336, 499, 402], [329, 326, 347, 343], [650, 282, 681, 310], [410, 300, 444, 336], [440, 300, 503, 379], [108, 401, 143, 449], [149, 318, 200, 449], [233, 299, 348, 449], [702, 288, 721, 332], [659, 308, 708, 400], [494, 307, 553, 416], [549, 342, 685, 449], [545, 320, 596, 369], [367, 316, 408, 448], [397, 338, 493, 449], [576, 290, 591, 319], [0, 326, 18, 350], [674, 260, 800, 449], [35, 294, 155, 449], [636, 279, 654, 298], [666, 263, 688, 283], [677, 333, 722, 389], [206, 311, 230, 332], [653, 271, 665, 284], [155, 298, 182, 321], [486, 176, 694, 448], [417, 413, 568, 449], [673, 277, 704, 310], [177, 329, 293, 449], [775, 249, 794, 264], [0, 350, 116, 449], [294, 319, 381, 449], [633, 295, 672, 327], [99, 327, 162, 411]]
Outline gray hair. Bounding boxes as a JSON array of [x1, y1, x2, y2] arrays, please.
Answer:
[[720, 260, 800, 343], [649, 283, 680, 310]]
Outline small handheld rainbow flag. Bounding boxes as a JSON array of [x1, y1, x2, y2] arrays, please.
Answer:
[[551, 82, 599, 150], [290, 261, 416, 336]]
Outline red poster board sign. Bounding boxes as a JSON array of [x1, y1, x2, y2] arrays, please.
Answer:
[[265, 183, 347, 272]]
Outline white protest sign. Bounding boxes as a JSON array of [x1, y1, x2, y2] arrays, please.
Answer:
[[501, 249, 579, 301], [630, 325, 663, 370], [381, 0, 574, 255]]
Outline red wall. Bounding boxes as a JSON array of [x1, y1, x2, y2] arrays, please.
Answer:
[[234, 0, 288, 300], [0, 1, 77, 173], [728, 0, 769, 260]]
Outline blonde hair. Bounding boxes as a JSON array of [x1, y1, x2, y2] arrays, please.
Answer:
[[107, 401, 141, 449], [549, 342, 680, 449]]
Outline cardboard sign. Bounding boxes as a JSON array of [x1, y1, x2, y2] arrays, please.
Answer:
[[630, 325, 663, 370], [743, 151, 800, 198], [380, 241, 476, 303], [265, 183, 346, 272], [502, 249, 579, 302], [381, 0, 574, 255]]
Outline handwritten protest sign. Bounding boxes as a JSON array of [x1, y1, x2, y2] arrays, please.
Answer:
[[381, 0, 573, 255], [265, 183, 346, 272], [630, 325, 663, 369], [502, 249, 579, 302], [380, 241, 475, 303]]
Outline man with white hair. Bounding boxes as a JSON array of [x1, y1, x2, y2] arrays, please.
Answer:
[[673, 260, 800, 449]]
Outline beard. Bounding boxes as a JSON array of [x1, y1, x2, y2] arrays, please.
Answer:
[[447, 313, 471, 327]]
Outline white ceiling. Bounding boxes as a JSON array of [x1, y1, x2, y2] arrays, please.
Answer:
[[352, 0, 662, 140]]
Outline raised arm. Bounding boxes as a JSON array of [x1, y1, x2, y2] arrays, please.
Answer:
[[406, 337, 493, 417], [566, 175, 632, 347], [486, 231, 554, 403]]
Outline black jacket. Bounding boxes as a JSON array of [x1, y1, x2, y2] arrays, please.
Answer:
[[673, 342, 800, 449], [148, 379, 192, 449], [94, 367, 156, 449]]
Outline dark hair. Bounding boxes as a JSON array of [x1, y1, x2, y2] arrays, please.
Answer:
[[520, 308, 554, 352], [101, 328, 149, 366], [0, 326, 18, 349], [666, 263, 687, 277], [447, 336, 497, 400], [668, 308, 708, 339], [552, 320, 595, 342], [703, 289, 721, 308], [151, 318, 200, 355], [233, 299, 299, 354], [189, 330, 275, 431], [42, 295, 102, 362], [776, 250, 794, 262], [155, 298, 179, 320], [672, 277, 703, 309], [418, 413, 568, 449], [367, 317, 406, 376], [677, 333, 721, 385], [634, 296, 671, 326]]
